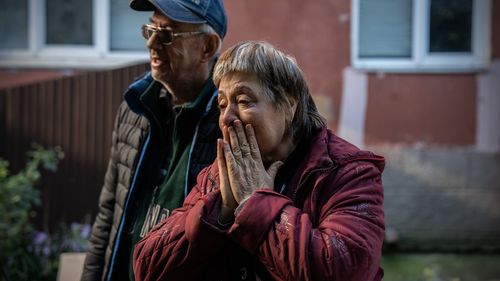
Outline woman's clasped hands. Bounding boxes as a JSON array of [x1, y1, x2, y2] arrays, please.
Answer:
[[217, 120, 283, 223]]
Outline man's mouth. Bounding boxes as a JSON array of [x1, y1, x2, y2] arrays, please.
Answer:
[[150, 57, 165, 67]]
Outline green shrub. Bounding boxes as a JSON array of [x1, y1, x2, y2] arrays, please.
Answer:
[[0, 144, 64, 281]]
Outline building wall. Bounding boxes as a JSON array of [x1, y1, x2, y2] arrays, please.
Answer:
[[365, 74, 476, 146], [359, 1, 498, 250], [493, 0, 500, 59], [223, 0, 500, 250], [223, 0, 351, 131], [223, 0, 496, 148], [375, 146, 500, 251], [364, 1, 500, 250]]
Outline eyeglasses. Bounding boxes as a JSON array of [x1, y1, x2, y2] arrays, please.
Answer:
[[141, 24, 204, 45]]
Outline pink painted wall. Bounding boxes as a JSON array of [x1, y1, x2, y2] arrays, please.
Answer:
[[493, 0, 500, 59], [365, 74, 476, 145], [223, 0, 351, 131], [364, 1, 499, 146], [222, 0, 496, 146]]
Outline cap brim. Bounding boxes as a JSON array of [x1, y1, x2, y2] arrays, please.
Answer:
[[130, 0, 155, 11], [131, 0, 206, 24]]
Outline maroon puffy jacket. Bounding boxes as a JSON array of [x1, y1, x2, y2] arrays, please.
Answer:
[[133, 128, 385, 281]]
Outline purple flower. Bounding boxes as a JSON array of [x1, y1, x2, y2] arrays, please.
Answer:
[[81, 224, 91, 238], [34, 232, 48, 246], [42, 246, 50, 257], [70, 241, 79, 252]]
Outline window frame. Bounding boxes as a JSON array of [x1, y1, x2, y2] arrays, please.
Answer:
[[0, 0, 148, 67], [351, 0, 491, 73], [0, 0, 37, 58], [37, 0, 101, 58]]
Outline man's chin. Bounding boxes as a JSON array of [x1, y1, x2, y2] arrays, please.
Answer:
[[150, 68, 162, 81], [151, 70, 170, 86]]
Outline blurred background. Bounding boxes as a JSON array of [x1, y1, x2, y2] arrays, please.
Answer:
[[0, 0, 499, 280]]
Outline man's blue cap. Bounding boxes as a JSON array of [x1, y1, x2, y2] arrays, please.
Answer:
[[130, 0, 227, 39]]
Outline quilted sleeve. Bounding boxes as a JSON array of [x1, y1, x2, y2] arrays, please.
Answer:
[[228, 161, 385, 281], [133, 167, 230, 281]]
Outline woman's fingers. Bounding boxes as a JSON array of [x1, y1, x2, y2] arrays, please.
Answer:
[[218, 139, 236, 208], [245, 124, 262, 161], [218, 139, 236, 222], [234, 120, 251, 157], [222, 138, 245, 203], [227, 126, 242, 160], [217, 139, 229, 191], [222, 125, 230, 143], [266, 161, 284, 181], [217, 139, 228, 180], [228, 120, 253, 161], [223, 122, 275, 202]]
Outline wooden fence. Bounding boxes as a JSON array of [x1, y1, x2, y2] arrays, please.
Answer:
[[0, 63, 150, 231]]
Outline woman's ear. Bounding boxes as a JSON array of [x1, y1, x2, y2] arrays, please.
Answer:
[[201, 34, 219, 63], [289, 96, 298, 116], [284, 95, 298, 128]]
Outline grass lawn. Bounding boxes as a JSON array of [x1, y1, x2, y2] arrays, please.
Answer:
[[382, 253, 500, 281]]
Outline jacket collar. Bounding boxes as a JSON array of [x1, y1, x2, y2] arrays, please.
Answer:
[[124, 72, 159, 116], [287, 127, 385, 200], [124, 71, 218, 125], [296, 127, 385, 176], [287, 127, 336, 193]]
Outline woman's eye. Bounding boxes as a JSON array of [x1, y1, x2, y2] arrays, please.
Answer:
[[218, 101, 227, 110], [237, 99, 250, 106]]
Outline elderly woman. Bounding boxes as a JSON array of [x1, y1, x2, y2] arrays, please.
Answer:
[[133, 41, 385, 281]]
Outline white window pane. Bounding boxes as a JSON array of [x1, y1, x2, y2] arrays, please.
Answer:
[[358, 0, 412, 58], [46, 0, 93, 45], [110, 0, 149, 51], [0, 0, 28, 49], [429, 0, 472, 53]]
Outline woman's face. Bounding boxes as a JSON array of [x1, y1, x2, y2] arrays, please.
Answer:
[[217, 72, 296, 163]]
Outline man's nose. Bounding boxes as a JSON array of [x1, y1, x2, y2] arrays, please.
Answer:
[[146, 32, 161, 49]]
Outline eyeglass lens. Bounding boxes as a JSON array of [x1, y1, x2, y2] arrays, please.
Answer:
[[142, 25, 173, 44]]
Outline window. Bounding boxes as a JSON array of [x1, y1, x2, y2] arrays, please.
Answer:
[[0, 0, 29, 50], [352, 0, 491, 72], [0, 0, 149, 67], [110, 0, 149, 51], [46, 0, 93, 45], [429, 0, 472, 53]]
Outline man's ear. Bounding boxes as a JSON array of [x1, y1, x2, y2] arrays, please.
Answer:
[[201, 34, 219, 62]]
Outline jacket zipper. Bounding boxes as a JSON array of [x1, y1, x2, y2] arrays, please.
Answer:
[[183, 91, 218, 197]]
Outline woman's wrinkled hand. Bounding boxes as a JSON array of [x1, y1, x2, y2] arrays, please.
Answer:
[[217, 120, 283, 222], [217, 138, 238, 223]]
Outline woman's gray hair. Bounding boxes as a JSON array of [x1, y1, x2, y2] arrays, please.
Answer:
[[213, 41, 326, 142]]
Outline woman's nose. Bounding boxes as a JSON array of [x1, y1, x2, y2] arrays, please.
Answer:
[[220, 105, 237, 127]]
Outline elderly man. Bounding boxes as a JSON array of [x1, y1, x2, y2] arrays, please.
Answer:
[[81, 0, 227, 280]]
